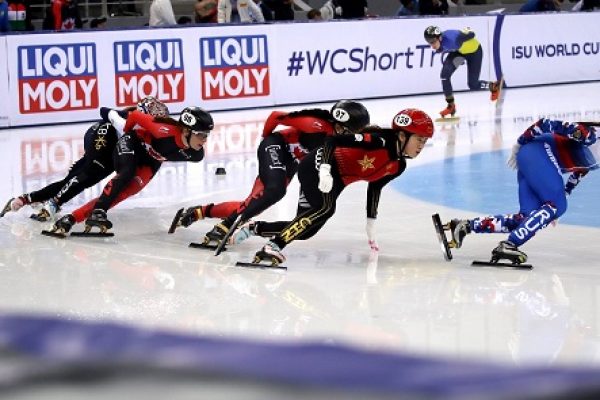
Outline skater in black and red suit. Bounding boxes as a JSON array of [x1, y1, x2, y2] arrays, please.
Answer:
[[0, 97, 169, 222], [47, 106, 214, 236], [241, 108, 435, 265], [172, 100, 370, 247]]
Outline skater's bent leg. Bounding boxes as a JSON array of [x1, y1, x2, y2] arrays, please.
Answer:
[[71, 165, 156, 224], [471, 213, 525, 234], [506, 143, 567, 246], [207, 202, 243, 219], [441, 54, 460, 98], [231, 136, 292, 226], [465, 48, 488, 90], [271, 193, 335, 249], [92, 135, 145, 212]]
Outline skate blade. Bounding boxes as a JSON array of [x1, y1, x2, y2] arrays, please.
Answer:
[[435, 116, 460, 123], [168, 208, 184, 234], [432, 214, 452, 261], [0, 198, 13, 218], [472, 260, 532, 270], [41, 229, 67, 239], [71, 231, 114, 237], [189, 242, 222, 251], [214, 215, 244, 256], [235, 261, 287, 270]]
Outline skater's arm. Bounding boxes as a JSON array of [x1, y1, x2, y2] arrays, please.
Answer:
[[519, 119, 596, 145], [100, 106, 139, 137], [320, 130, 394, 167], [324, 130, 391, 151], [262, 111, 288, 137], [366, 173, 401, 219], [166, 147, 205, 162], [364, 173, 401, 251], [456, 29, 476, 47], [518, 118, 554, 144], [565, 170, 589, 195]]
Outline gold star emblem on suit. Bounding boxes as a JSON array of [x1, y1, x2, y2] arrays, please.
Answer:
[[358, 155, 375, 171], [94, 136, 107, 150]]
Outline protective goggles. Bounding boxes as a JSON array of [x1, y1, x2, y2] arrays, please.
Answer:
[[191, 130, 210, 139]]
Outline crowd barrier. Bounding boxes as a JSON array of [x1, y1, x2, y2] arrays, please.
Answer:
[[1, 13, 599, 127]]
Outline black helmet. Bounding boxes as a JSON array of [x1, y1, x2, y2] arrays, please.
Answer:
[[179, 107, 214, 134], [330, 100, 370, 133], [424, 26, 441, 44]]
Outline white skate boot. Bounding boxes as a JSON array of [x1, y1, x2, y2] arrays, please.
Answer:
[[228, 221, 256, 245], [253, 241, 285, 265], [31, 199, 60, 222]]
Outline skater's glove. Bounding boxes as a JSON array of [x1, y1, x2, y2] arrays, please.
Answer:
[[318, 164, 333, 193], [108, 110, 127, 136], [180, 207, 201, 227], [506, 143, 521, 170], [366, 217, 379, 251], [564, 171, 585, 195]]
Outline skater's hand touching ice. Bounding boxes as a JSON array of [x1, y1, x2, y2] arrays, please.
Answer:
[[506, 143, 521, 170], [366, 218, 378, 251]]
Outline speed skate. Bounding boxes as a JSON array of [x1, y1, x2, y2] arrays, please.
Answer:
[[433, 213, 532, 269], [235, 261, 287, 270], [471, 260, 533, 270], [189, 242, 222, 251], [41, 225, 114, 239], [435, 116, 460, 123], [432, 213, 453, 261]]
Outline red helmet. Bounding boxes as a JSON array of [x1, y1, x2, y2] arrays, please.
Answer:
[[392, 108, 434, 138]]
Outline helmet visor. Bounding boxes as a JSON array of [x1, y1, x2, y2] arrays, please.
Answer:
[[191, 130, 210, 139]]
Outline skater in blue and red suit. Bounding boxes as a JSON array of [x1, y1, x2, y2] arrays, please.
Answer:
[[446, 119, 600, 264], [424, 25, 503, 119]]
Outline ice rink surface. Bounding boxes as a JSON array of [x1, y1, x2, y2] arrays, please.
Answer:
[[1, 82, 600, 367]]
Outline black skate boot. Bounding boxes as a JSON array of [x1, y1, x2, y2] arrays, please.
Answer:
[[41, 214, 75, 239], [74, 209, 114, 237], [203, 223, 229, 245], [491, 240, 527, 265], [253, 242, 286, 266], [448, 219, 471, 249], [183, 205, 210, 226], [169, 205, 212, 234], [188, 221, 230, 251]]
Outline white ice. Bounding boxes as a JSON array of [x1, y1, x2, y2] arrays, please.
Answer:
[[1, 82, 600, 367]]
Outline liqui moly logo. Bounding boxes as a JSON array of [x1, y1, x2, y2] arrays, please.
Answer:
[[18, 44, 98, 113], [114, 39, 184, 106], [200, 35, 270, 100]]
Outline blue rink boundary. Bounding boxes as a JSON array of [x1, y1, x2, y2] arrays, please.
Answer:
[[394, 150, 600, 228], [1, 314, 600, 399]]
